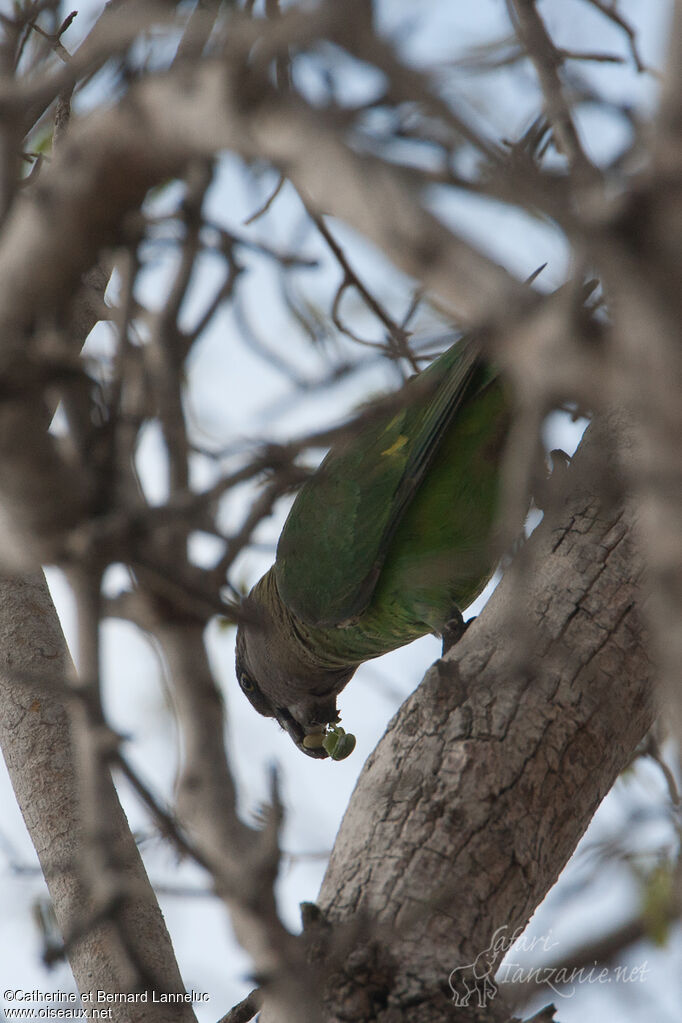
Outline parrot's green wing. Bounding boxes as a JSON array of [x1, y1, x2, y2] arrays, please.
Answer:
[[275, 339, 492, 628]]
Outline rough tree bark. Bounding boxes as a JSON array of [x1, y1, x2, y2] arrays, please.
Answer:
[[0, 573, 195, 1022], [306, 414, 652, 1023]]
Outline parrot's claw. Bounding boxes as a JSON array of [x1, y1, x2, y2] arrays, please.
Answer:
[[442, 611, 474, 653], [534, 448, 572, 511]]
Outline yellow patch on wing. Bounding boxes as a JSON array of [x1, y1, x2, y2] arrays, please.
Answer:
[[381, 434, 408, 457]]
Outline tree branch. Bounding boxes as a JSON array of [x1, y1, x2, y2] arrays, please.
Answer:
[[313, 414, 652, 1022], [0, 572, 196, 1021]]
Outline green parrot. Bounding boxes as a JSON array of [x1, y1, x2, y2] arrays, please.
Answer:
[[235, 337, 510, 759]]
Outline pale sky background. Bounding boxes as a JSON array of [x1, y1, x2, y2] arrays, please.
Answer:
[[0, 3, 679, 1022]]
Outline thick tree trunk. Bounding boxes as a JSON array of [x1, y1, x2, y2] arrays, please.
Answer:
[[309, 415, 652, 1023]]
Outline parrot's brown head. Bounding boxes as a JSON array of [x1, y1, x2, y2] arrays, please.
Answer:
[[235, 568, 356, 759]]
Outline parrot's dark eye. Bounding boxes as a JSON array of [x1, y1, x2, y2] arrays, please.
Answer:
[[239, 672, 254, 693]]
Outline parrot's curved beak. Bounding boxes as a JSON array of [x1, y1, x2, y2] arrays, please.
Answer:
[[274, 706, 331, 759]]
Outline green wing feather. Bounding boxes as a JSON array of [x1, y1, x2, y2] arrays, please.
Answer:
[[275, 338, 490, 628]]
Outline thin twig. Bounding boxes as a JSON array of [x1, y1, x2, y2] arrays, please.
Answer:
[[308, 207, 420, 372], [113, 751, 212, 867], [243, 173, 286, 225], [581, 0, 647, 72], [644, 733, 681, 806], [216, 989, 263, 1023]]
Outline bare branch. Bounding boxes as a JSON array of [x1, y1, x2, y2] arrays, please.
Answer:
[[506, 0, 599, 181], [0, 572, 195, 1020], [216, 989, 263, 1023], [582, 0, 648, 72], [154, 621, 322, 1023], [308, 206, 420, 371]]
